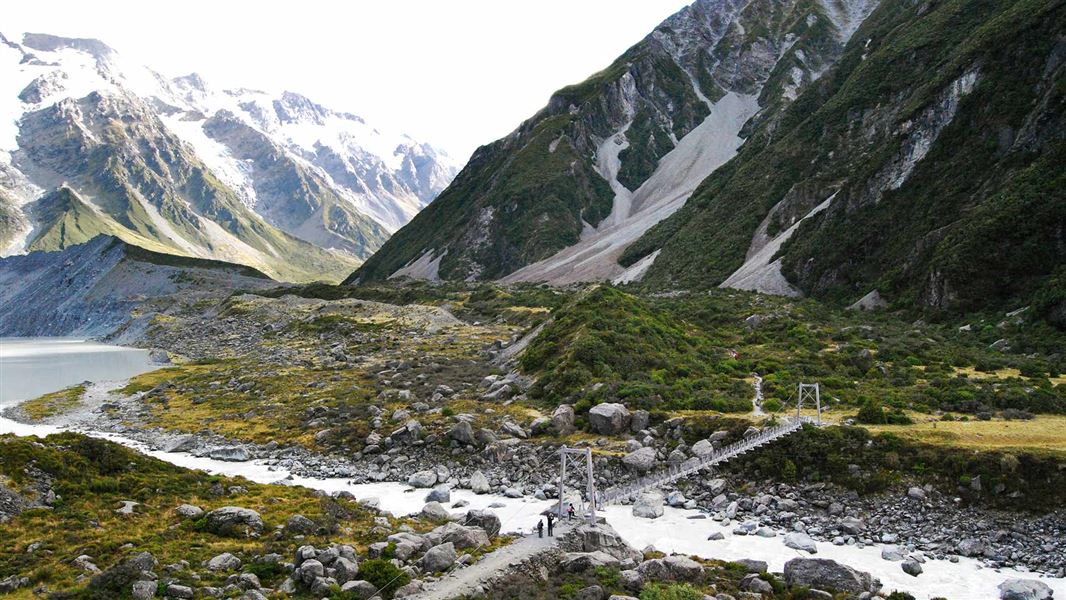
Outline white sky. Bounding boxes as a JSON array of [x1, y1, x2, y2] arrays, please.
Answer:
[[4, 0, 692, 162]]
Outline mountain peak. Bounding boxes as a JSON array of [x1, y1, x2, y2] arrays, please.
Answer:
[[20, 32, 116, 62]]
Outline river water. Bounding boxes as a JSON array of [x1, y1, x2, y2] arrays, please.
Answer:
[[0, 338, 1062, 600]]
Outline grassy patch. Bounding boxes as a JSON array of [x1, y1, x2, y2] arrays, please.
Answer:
[[18, 385, 87, 421], [864, 415, 1066, 457]]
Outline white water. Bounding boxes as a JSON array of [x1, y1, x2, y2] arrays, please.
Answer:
[[0, 340, 1063, 599]]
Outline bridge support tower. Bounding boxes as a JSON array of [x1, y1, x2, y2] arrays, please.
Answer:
[[558, 446, 598, 523], [797, 382, 822, 424]]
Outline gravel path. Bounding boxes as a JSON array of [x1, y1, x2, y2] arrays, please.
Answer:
[[415, 522, 572, 599]]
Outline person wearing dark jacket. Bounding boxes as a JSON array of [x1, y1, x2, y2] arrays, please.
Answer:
[[536, 519, 544, 538], [547, 513, 555, 537]]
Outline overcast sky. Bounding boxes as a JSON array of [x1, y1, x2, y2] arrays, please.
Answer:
[[5, 1, 692, 161]]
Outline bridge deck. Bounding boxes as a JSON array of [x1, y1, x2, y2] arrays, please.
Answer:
[[598, 417, 813, 507]]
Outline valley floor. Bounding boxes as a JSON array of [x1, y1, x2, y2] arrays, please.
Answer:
[[2, 281, 1065, 599]]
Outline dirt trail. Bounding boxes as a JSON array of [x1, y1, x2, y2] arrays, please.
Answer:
[[415, 522, 571, 599]]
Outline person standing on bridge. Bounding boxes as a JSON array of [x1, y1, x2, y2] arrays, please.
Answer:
[[546, 512, 554, 537], [567, 503, 575, 521], [536, 519, 544, 538]]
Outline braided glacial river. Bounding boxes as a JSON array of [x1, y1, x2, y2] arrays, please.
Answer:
[[1, 337, 1063, 600]]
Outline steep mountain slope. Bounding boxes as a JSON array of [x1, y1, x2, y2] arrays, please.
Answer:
[[624, 0, 1065, 316], [350, 0, 874, 284], [0, 235, 272, 337], [0, 32, 457, 280]]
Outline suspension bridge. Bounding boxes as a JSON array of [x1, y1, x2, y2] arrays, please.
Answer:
[[558, 382, 823, 521]]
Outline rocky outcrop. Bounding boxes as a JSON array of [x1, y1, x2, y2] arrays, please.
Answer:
[[783, 558, 875, 594]]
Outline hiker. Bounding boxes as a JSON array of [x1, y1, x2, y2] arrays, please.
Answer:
[[536, 519, 544, 538], [567, 503, 575, 521], [546, 513, 554, 537]]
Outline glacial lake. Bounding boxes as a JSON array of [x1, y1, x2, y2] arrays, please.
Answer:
[[0, 337, 158, 407]]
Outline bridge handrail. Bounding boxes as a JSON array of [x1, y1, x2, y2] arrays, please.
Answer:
[[598, 417, 812, 506]]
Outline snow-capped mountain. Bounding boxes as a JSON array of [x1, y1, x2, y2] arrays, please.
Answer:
[[0, 32, 458, 281]]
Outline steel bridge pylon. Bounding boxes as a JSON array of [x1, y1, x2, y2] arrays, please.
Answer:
[[797, 382, 822, 424], [558, 446, 597, 523]]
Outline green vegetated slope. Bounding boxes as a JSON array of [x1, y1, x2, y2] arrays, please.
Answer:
[[0, 433, 391, 598], [19, 93, 357, 283], [348, 112, 616, 282], [626, 0, 1065, 319], [350, 0, 848, 284], [519, 286, 1066, 418]]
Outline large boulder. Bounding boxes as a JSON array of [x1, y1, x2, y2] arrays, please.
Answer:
[[552, 405, 576, 434], [637, 555, 704, 582], [420, 502, 451, 523], [783, 558, 873, 594], [464, 509, 501, 539], [622, 447, 657, 472], [340, 580, 378, 599], [630, 410, 650, 432], [204, 507, 264, 537], [206, 552, 241, 571], [632, 491, 664, 519], [297, 559, 325, 585], [957, 538, 986, 557], [561, 551, 621, 572], [783, 532, 818, 554], [998, 579, 1054, 600], [175, 504, 204, 519], [434, 522, 490, 549], [425, 486, 451, 503], [690, 439, 715, 458], [469, 470, 492, 494], [419, 543, 457, 573], [449, 421, 476, 445], [408, 471, 438, 488], [286, 514, 315, 535], [562, 523, 643, 563], [588, 403, 631, 435]]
